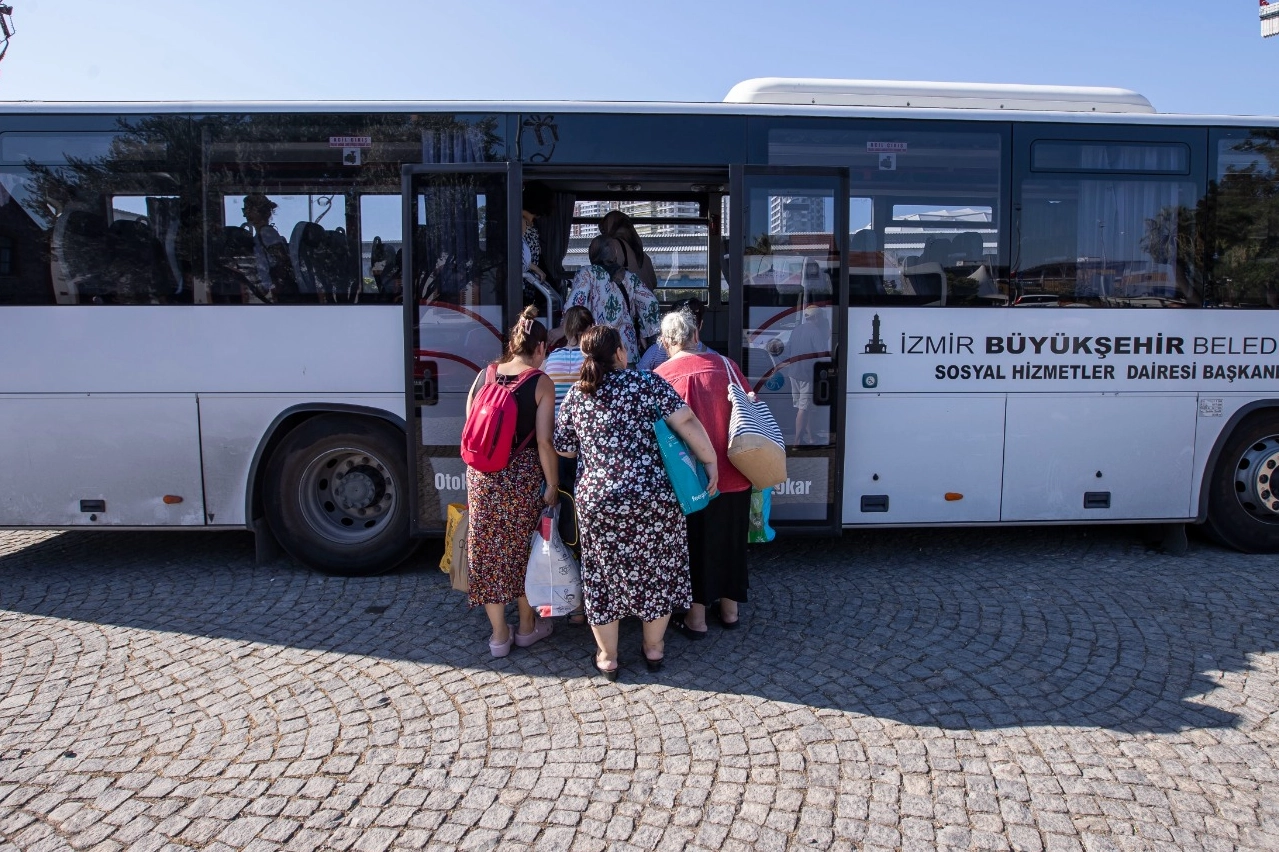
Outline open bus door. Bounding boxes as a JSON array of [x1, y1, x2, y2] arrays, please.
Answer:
[[729, 166, 848, 533], [403, 163, 523, 535]]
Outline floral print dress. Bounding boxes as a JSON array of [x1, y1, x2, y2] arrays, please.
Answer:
[[566, 266, 660, 363], [553, 369, 692, 625]]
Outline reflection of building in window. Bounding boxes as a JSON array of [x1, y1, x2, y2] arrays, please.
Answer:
[[769, 196, 826, 235], [571, 200, 702, 236]]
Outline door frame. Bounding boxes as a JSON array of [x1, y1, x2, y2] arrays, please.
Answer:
[[729, 165, 849, 534], [402, 162, 522, 536]]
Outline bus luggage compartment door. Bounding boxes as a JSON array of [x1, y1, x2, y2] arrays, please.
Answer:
[[1001, 393, 1196, 521], [0, 394, 205, 526], [844, 394, 1006, 523]]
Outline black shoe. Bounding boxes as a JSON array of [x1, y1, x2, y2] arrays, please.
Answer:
[[642, 646, 664, 672], [672, 618, 708, 641], [596, 663, 619, 682], [715, 610, 741, 631]]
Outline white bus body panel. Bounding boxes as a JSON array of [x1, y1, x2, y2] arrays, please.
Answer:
[[1002, 394, 1197, 521], [845, 394, 1005, 523], [198, 393, 404, 527], [0, 307, 405, 528], [0, 394, 204, 526], [846, 308, 1279, 527], [0, 306, 403, 394]]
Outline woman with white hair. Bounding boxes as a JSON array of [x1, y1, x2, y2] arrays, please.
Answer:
[[654, 308, 753, 638]]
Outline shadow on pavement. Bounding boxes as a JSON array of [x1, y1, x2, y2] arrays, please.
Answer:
[[0, 524, 1275, 735]]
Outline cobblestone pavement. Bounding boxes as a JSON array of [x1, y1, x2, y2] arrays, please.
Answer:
[[0, 525, 1277, 852]]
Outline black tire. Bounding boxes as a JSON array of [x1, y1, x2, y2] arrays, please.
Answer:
[[263, 414, 419, 575], [1205, 410, 1279, 553]]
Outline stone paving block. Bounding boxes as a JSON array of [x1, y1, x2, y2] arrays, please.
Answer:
[[1, 528, 1278, 851]]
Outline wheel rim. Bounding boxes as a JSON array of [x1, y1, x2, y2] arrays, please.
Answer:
[[296, 446, 398, 545], [1233, 434, 1279, 522]]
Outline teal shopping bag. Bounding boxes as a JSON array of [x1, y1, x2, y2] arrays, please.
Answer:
[[653, 419, 715, 515]]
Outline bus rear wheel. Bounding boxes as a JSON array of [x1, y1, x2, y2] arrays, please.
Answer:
[[1206, 410, 1279, 553], [264, 414, 418, 575]]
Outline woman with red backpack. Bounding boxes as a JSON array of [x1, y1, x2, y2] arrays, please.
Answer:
[[463, 305, 560, 658]]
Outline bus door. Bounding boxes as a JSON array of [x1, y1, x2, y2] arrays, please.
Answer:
[[403, 163, 523, 535], [729, 167, 848, 532]]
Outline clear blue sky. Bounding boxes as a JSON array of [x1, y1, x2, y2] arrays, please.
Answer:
[[1, 0, 1274, 116]]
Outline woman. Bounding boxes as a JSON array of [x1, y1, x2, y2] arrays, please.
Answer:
[[522, 182, 551, 290], [554, 325, 719, 680], [242, 193, 289, 303], [654, 308, 753, 637], [542, 306, 593, 415], [540, 304, 593, 626], [465, 305, 559, 657], [638, 297, 707, 371], [566, 236, 659, 363], [600, 210, 658, 291]]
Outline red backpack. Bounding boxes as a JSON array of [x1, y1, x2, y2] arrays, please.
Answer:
[[461, 366, 542, 473]]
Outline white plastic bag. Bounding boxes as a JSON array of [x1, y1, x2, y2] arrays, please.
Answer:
[[525, 505, 583, 618]]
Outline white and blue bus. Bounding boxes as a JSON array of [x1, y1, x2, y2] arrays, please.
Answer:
[[1, 78, 1277, 574]]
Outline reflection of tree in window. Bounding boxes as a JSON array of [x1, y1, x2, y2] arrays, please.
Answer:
[[1141, 205, 1202, 305], [1208, 132, 1279, 307]]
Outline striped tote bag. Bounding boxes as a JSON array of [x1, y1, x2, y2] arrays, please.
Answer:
[[721, 356, 788, 489]]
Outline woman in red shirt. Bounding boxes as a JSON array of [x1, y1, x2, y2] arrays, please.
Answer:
[[654, 306, 752, 637]]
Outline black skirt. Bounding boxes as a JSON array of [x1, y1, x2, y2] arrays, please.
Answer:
[[685, 487, 751, 605]]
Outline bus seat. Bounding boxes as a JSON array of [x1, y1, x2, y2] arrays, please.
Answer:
[[849, 228, 882, 298], [162, 211, 182, 297], [952, 231, 985, 264], [61, 209, 108, 281], [920, 236, 952, 266], [850, 228, 876, 252], [320, 227, 355, 301], [209, 226, 254, 303], [903, 261, 947, 306], [290, 221, 323, 297], [106, 219, 172, 304]]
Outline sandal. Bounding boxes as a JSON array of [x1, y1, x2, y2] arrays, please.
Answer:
[[567, 609, 587, 626], [595, 653, 619, 682], [489, 624, 515, 658], [514, 617, 553, 648], [642, 644, 664, 673], [672, 618, 708, 642], [715, 610, 740, 631]]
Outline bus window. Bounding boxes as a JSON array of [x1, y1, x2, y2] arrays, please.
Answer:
[[359, 194, 402, 302], [1018, 177, 1201, 307], [767, 124, 1007, 306], [216, 193, 353, 305], [567, 199, 712, 306], [1211, 129, 1279, 307]]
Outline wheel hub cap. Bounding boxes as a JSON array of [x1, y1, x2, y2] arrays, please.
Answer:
[[299, 449, 397, 545], [1234, 436, 1279, 518]]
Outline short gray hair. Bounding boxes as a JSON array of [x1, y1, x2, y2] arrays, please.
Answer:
[[660, 308, 699, 352]]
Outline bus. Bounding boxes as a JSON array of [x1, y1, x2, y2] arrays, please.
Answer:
[[1, 78, 1277, 574]]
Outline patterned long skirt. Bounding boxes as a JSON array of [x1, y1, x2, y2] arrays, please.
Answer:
[[576, 493, 692, 625], [465, 446, 543, 607]]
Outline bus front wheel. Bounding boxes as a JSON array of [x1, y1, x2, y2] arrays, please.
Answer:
[[264, 414, 418, 575], [1206, 411, 1279, 553]]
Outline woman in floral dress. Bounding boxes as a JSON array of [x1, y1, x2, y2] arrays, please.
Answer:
[[565, 236, 660, 363], [554, 325, 719, 680], [465, 305, 559, 658]]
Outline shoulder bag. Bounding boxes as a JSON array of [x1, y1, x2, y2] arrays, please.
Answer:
[[721, 355, 788, 489]]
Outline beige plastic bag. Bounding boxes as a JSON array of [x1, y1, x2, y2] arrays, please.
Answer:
[[440, 503, 469, 592]]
